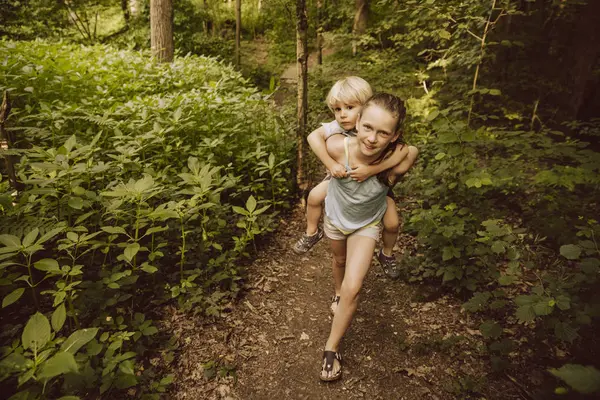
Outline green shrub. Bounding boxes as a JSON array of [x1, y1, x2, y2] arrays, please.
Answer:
[[0, 40, 293, 398]]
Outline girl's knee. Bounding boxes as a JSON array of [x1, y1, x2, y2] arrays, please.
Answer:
[[307, 190, 324, 207], [332, 255, 346, 268], [340, 281, 361, 300]]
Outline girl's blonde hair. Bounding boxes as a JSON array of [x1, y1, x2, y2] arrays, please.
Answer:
[[326, 76, 373, 111]]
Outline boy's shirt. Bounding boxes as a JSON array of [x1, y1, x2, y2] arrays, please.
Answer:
[[321, 120, 357, 140]]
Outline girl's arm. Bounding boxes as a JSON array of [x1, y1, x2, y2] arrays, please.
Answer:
[[348, 142, 410, 182], [308, 126, 347, 178]]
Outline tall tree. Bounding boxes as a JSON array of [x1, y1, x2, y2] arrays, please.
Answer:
[[317, 0, 323, 65], [352, 0, 368, 56], [150, 0, 174, 62], [235, 0, 241, 66], [296, 0, 308, 194]]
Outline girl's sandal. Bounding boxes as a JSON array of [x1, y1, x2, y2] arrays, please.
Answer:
[[320, 350, 342, 382], [330, 295, 340, 315]]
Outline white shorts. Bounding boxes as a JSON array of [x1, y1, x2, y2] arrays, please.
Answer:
[[323, 216, 382, 241]]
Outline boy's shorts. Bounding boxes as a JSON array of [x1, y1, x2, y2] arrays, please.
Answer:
[[323, 216, 382, 241]]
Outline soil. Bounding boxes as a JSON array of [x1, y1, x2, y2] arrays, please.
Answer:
[[163, 47, 523, 400], [165, 206, 523, 400]]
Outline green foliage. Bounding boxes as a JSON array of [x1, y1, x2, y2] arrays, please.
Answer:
[[0, 40, 293, 398], [550, 364, 600, 394]]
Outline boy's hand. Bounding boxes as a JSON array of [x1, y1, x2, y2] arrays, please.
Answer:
[[349, 164, 375, 182], [329, 163, 347, 178]]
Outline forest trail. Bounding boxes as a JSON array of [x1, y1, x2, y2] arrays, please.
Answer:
[[168, 208, 520, 400], [166, 47, 520, 400]]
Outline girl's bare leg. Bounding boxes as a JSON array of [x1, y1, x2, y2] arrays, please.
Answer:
[[330, 238, 346, 314], [381, 197, 400, 256], [321, 234, 377, 380], [306, 180, 329, 235]]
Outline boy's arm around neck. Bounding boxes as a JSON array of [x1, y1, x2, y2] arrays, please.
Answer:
[[391, 145, 419, 176], [307, 126, 345, 176]]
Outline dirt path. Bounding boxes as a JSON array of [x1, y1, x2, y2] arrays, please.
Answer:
[[167, 206, 521, 400]]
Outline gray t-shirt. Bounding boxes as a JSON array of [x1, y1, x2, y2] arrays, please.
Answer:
[[322, 120, 357, 140]]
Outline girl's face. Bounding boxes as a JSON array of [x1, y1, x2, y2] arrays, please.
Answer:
[[332, 102, 362, 131], [355, 104, 400, 158]]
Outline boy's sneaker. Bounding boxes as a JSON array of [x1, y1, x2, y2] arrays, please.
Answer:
[[292, 227, 324, 254], [377, 249, 400, 280]]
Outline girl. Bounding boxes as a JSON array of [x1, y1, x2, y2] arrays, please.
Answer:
[[293, 77, 411, 281], [319, 93, 418, 381]]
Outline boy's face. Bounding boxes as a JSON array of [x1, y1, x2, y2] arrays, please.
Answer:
[[332, 102, 362, 131]]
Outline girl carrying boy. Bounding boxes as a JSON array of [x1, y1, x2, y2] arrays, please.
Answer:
[[293, 77, 417, 283], [318, 92, 418, 381]]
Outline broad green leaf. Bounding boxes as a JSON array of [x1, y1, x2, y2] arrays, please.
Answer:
[[0, 234, 21, 247], [426, 109, 440, 121], [60, 328, 99, 354], [560, 244, 581, 260], [52, 303, 67, 332], [34, 258, 60, 272], [58, 397, 81, 400], [22, 228, 39, 248], [434, 152, 446, 160], [246, 195, 257, 213], [489, 89, 501, 96], [2, 288, 25, 308], [22, 312, 51, 351], [36, 225, 66, 245], [549, 364, 600, 394], [479, 320, 503, 339], [533, 299, 554, 316], [101, 226, 127, 235], [0, 352, 30, 372], [232, 206, 247, 215], [37, 351, 78, 380], [516, 305, 535, 323], [556, 295, 571, 310], [491, 241, 505, 254], [68, 197, 84, 210], [124, 243, 140, 263], [554, 321, 579, 344]]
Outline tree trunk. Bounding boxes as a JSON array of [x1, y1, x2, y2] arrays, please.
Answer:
[[317, 0, 323, 65], [150, 0, 174, 62], [235, 0, 241, 66], [563, 0, 600, 119], [121, 0, 130, 22], [296, 0, 308, 195], [352, 0, 368, 56]]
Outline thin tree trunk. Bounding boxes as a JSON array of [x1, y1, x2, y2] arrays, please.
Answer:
[[235, 0, 242, 66], [352, 0, 368, 56], [317, 0, 323, 65], [0, 92, 21, 192], [296, 0, 308, 195], [150, 0, 174, 62], [121, 0, 130, 22]]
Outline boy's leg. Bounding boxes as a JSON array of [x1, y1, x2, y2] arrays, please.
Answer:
[[306, 180, 329, 235], [378, 196, 401, 279], [382, 196, 400, 256], [292, 180, 329, 254]]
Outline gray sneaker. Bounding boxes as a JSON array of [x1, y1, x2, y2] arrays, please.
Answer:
[[292, 227, 324, 254], [377, 249, 400, 279]]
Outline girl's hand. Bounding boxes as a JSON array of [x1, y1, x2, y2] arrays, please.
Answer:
[[329, 163, 348, 178], [349, 164, 374, 182]]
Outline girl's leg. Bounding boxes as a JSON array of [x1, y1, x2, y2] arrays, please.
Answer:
[[306, 180, 329, 235], [329, 238, 347, 314], [321, 234, 377, 380], [381, 197, 400, 256]]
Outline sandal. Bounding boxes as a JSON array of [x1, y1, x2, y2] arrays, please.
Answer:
[[330, 295, 340, 315], [320, 350, 342, 382]]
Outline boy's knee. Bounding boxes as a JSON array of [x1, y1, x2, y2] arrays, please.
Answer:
[[383, 220, 399, 234]]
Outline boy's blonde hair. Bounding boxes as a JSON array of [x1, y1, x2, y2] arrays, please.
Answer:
[[325, 76, 373, 111]]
